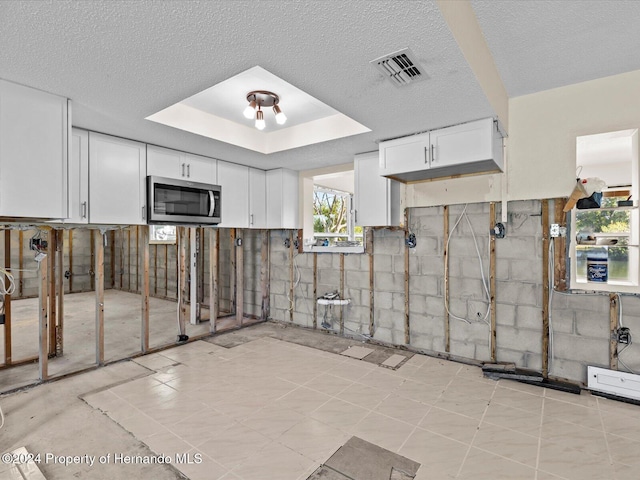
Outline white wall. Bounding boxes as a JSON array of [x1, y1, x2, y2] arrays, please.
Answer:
[[408, 69, 640, 208]]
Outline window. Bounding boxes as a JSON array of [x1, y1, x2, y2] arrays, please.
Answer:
[[570, 129, 639, 292], [150, 225, 177, 244], [312, 187, 362, 247]]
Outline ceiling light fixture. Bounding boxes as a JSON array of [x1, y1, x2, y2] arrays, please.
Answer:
[[245, 90, 286, 130]]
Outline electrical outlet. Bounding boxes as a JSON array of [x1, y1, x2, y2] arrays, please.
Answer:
[[491, 223, 506, 238], [617, 327, 631, 344]]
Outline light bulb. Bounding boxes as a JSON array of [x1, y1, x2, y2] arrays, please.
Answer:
[[243, 100, 256, 119], [273, 105, 287, 125], [255, 109, 265, 130]]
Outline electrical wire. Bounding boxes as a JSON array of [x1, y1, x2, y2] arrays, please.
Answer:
[[0, 267, 16, 296], [444, 204, 492, 326], [0, 403, 4, 430]]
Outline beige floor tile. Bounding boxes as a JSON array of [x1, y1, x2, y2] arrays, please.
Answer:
[[327, 361, 374, 382], [614, 462, 640, 480], [398, 428, 467, 478], [340, 345, 374, 359], [242, 404, 306, 439], [357, 369, 405, 391], [600, 410, 640, 442], [606, 434, 640, 466], [212, 390, 271, 421], [491, 385, 544, 412], [303, 373, 354, 396], [353, 411, 416, 452], [540, 418, 607, 456], [132, 353, 177, 370], [447, 376, 497, 400], [144, 430, 192, 457], [167, 410, 236, 447], [472, 422, 539, 467], [277, 417, 349, 463], [232, 442, 316, 480], [275, 386, 332, 415], [309, 398, 370, 433], [198, 424, 270, 469], [419, 407, 481, 444], [395, 378, 444, 405], [374, 394, 432, 425], [535, 471, 570, 480], [117, 411, 167, 441], [336, 382, 389, 410], [498, 379, 545, 396], [543, 398, 603, 430], [482, 403, 541, 436], [545, 388, 598, 407], [538, 440, 615, 480], [174, 450, 228, 480], [435, 391, 491, 420], [457, 447, 536, 480]]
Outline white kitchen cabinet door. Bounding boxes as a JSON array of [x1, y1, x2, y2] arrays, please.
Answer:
[[266, 168, 299, 229], [184, 153, 216, 184], [147, 145, 182, 178], [89, 132, 146, 225], [429, 117, 496, 169], [67, 128, 89, 223], [354, 152, 401, 226], [379, 132, 431, 177], [249, 168, 266, 228], [0, 79, 69, 218], [217, 161, 249, 228]]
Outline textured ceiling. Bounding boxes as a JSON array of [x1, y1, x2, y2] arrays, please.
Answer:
[[472, 0, 640, 97], [1, 1, 638, 171]]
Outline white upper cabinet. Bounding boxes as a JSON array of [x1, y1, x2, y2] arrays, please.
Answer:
[[266, 168, 299, 229], [147, 145, 215, 184], [0, 79, 69, 218], [379, 118, 503, 183], [68, 128, 90, 224], [249, 168, 266, 229], [354, 152, 401, 227], [217, 161, 249, 228], [89, 132, 147, 225]]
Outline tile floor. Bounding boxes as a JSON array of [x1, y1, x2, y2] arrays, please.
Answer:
[[84, 338, 640, 480]]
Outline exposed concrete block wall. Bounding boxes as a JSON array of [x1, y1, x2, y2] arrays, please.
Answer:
[[217, 229, 234, 314], [241, 229, 263, 318], [266, 199, 640, 385]]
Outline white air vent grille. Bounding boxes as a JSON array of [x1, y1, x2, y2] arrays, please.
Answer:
[[371, 48, 427, 86]]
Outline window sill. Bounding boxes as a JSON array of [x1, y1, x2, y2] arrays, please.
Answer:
[[572, 280, 639, 294], [303, 245, 365, 254]]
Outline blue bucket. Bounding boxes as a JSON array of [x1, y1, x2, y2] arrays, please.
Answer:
[[587, 254, 608, 282]]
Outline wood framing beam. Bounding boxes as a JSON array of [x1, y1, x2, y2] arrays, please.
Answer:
[[610, 293, 619, 370], [289, 231, 294, 323], [340, 252, 345, 336], [541, 199, 550, 378], [127, 227, 131, 291], [153, 244, 158, 296], [141, 226, 150, 353], [368, 228, 375, 338], [443, 205, 450, 353], [230, 229, 236, 313], [236, 229, 244, 327], [164, 244, 169, 298], [489, 202, 497, 362], [90, 229, 95, 291], [198, 227, 205, 306], [210, 228, 219, 333], [39, 253, 48, 380], [48, 230, 57, 356], [69, 229, 74, 292], [110, 230, 116, 288], [95, 231, 105, 365], [260, 230, 270, 321], [135, 226, 139, 292], [56, 230, 64, 356], [18, 230, 23, 297], [554, 198, 568, 291], [178, 227, 187, 337], [4, 230, 12, 365], [403, 212, 411, 346], [313, 252, 318, 329]]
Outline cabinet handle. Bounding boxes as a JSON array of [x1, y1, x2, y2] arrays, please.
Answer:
[[424, 146, 428, 164], [82, 201, 87, 219], [142, 206, 146, 220], [431, 144, 436, 163], [181, 163, 186, 177], [250, 213, 254, 226], [355, 210, 358, 223], [187, 164, 190, 178]]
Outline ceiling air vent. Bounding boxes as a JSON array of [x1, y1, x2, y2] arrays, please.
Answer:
[[370, 48, 427, 87]]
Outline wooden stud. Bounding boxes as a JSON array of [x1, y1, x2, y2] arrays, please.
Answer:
[[489, 202, 497, 362], [153, 244, 158, 296], [110, 230, 116, 288], [313, 252, 318, 329], [4, 230, 12, 365], [141, 226, 150, 353], [178, 227, 187, 337], [404, 210, 410, 345], [209, 228, 219, 333], [236, 229, 244, 326], [230, 229, 236, 313], [56, 230, 64, 356], [541, 199, 550, 379], [260, 230, 270, 321], [443, 205, 450, 353], [198, 227, 205, 307], [48, 230, 57, 356], [164, 244, 168, 298], [119, 229, 124, 289], [18, 230, 23, 297], [127, 227, 131, 291], [90, 229, 95, 291], [553, 198, 568, 292], [368, 228, 375, 337], [95, 231, 104, 365], [340, 253, 345, 336], [289, 231, 294, 323], [38, 253, 48, 380], [69, 229, 74, 292], [135, 225, 139, 292], [610, 293, 619, 370]]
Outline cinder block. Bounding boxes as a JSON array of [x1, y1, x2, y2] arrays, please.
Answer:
[[409, 332, 433, 351], [318, 269, 340, 288], [496, 326, 541, 355], [419, 256, 444, 276], [425, 296, 445, 316], [346, 270, 370, 289], [497, 237, 540, 260], [496, 303, 516, 326], [392, 292, 406, 312], [413, 236, 439, 256], [552, 333, 609, 366], [374, 272, 404, 293], [574, 313, 610, 339], [344, 254, 360, 271], [515, 305, 543, 331], [409, 294, 427, 315], [345, 288, 362, 306], [375, 234, 403, 255], [449, 339, 476, 359], [496, 281, 540, 307], [373, 254, 392, 273], [392, 254, 405, 274], [375, 291, 393, 310], [375, 308, 403, 331], [508, 260, 541, 283], [317, 254, 333, 269]]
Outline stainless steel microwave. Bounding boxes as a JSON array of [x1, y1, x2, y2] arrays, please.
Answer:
[[147, 176, 221, 225]]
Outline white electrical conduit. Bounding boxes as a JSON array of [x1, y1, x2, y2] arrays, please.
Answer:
[[444, 204, 492, 326]]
